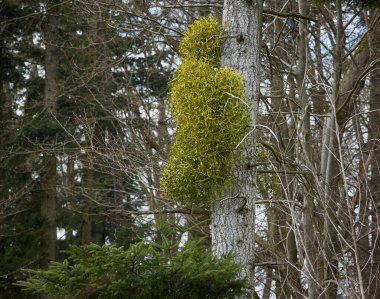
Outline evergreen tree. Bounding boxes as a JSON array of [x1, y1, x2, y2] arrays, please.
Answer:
[[0, 2, 47, 297], [18, 239, 248, 299]]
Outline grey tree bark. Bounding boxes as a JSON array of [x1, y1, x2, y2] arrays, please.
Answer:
[[210, 0, 262, 297]]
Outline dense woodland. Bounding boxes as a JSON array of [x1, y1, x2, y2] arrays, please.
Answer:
[[1, 0, 380, 298]]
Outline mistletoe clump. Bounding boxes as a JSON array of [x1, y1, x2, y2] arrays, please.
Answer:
[[161, 17, 250, 204]]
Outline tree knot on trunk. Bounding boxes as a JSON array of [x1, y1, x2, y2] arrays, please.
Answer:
[[236, 197, 248, 214], [237, 33, 245, 43]]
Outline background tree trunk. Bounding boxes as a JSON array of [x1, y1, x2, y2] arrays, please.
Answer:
[[39, 0, 59, 269]]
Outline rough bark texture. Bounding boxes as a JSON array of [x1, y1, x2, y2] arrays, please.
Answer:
[[211, 0, 262, 296]]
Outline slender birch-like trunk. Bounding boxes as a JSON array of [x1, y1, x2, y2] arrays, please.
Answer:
[[210, 1, 262, 297]]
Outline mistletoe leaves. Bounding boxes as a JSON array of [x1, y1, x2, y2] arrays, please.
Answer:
[[161, 18, 250, 204]]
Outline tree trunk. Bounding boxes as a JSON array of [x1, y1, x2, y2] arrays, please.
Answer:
[[366, 63, 380, 299], [40, 0, 59, 269], [39, 155, 57, 268], [320, 1, 344, 298], [362, 13, 380, 297], [211, 0, 262, 297]]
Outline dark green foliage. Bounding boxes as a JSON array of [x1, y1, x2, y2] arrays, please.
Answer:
[[56, 169, 148, 248], [349, 0, 379, 8], [0, 181, 45, 299], [18, 240, 247, 299], [21, 112, 66, 141], [0, 4, 46, 297], [0, 1, 171, 298]]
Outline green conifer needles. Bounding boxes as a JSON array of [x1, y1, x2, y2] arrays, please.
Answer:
[[161, 18, 250, 204], [18, 241, 248, 298]]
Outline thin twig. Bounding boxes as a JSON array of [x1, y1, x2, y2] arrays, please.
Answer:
[[263, 9, 317, 22]]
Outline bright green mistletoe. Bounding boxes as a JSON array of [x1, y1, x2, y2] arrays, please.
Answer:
[[161, 17, 250, 204]]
